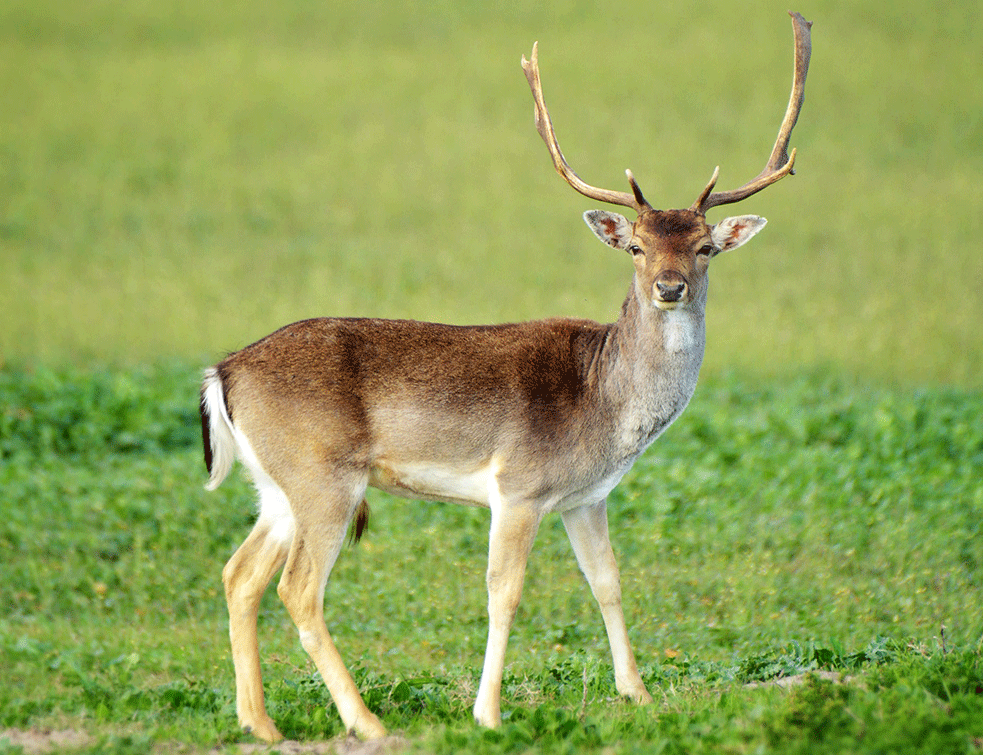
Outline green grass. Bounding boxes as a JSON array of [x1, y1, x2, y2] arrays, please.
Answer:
[[2, 364, 982, 753], [2, 1, 982, 752], [1, 0, 982, 384]]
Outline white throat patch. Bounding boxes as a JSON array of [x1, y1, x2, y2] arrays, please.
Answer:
[[662, 309, 698, 353]]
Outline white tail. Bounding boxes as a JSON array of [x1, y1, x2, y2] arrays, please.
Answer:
[[200, 12, 811, 742], [200, 367, 235, 491]]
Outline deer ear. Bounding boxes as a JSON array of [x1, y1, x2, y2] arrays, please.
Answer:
[[709, 215, 767, 254], [584, 210, 633, 250]]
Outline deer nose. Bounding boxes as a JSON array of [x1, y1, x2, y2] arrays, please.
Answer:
[[655, 273, 688, 303]]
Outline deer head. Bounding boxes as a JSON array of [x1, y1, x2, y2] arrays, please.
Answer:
[[521, 11, 812, 312]]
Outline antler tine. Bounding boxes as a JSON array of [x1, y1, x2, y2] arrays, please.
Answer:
[[694, 11, 813, 214], [522, 42, 651, 214]]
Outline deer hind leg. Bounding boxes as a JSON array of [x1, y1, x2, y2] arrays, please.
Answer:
[[561, 501, 653, 704], [222, 481, 293, 743], [473, 499, 543, 728], [275, 470, 386, 740]]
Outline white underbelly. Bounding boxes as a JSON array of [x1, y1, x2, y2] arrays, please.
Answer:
[[368, 459, 496, 507], [368, 455, 632, 514]]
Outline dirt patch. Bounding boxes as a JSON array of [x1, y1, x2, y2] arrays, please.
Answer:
[[0, 729, 408, 755], [0, 729, 92, 754], [744, 670, 853, 690], [234, 734, 407, 755]]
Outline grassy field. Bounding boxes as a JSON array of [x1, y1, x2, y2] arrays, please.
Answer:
[[1, 365, 982, 753], [1, 0, 982, 384], [2, 0, 983, 753]]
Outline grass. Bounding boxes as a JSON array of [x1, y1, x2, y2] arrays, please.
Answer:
[[1, 0, 982, 384], [1, 0, 982, 752], [1, 364, 982, 753]]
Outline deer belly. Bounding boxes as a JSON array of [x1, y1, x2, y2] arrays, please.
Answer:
[[368, 454, 633, 513], [368, 459, 495, 507]]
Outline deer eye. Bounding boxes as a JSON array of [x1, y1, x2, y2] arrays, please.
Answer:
[[697, 243, 715, 257], [628, 244, 643, 256]]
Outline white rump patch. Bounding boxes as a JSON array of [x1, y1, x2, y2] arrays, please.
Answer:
[[254, 476, 296, 545], [200, 368, 295, 545], [231, 423, 296, 545]]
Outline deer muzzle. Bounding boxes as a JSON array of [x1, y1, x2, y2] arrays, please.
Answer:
[[654, 272, 688, 309]]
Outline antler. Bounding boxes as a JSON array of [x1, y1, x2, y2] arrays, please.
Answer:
[[521, 42, 652, 214], [692, 11, 813, 214]]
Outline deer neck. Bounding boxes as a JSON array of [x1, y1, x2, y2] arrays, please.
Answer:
[[598, 278, 707, 455]]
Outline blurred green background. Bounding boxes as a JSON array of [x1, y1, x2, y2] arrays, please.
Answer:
[[1, 0, 981, 385]]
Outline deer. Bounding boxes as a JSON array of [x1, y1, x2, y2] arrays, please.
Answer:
[[199, 11, 811, 742]]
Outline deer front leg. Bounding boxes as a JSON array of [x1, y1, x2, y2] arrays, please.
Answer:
[[562, 501, 653, 704], [473, 501, 543, 728]]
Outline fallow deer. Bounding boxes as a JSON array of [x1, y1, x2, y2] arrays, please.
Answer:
[[200, 11, 812, 741]]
